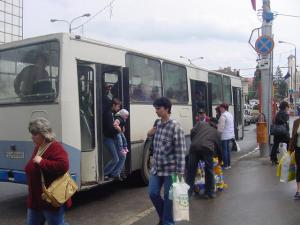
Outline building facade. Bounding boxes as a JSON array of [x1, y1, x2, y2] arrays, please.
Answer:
[[0, 0, 23, 44], [287, 55, 298, 104]]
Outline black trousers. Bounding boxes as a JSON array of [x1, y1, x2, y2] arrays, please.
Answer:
[[270, 134, 289, 162], [295, 147, 300, 182], [187, 148, 214, 197]]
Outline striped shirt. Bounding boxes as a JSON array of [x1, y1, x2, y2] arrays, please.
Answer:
[[151, 119, 186, 176]]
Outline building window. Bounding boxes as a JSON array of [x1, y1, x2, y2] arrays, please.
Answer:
[[0, 0, 23, 44], [162, 62, 188, 104], [126, 53, 162, 103]]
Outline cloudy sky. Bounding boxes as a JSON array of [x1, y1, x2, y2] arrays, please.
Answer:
[[24, 0, 300, 77]]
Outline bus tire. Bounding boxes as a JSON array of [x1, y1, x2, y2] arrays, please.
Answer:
[[141, 140, 152, 185]]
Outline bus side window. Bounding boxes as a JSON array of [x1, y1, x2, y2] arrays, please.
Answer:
[[32, 80, 55, 99]]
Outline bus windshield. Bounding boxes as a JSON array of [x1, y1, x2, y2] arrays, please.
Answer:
[[0, 41, 60, 104]]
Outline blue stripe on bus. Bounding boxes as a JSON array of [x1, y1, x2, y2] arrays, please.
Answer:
[[0, 140, 80, 187], [0, 168, 77, 184], [12, 171, 27, 183], [0, 169, 9, 181]]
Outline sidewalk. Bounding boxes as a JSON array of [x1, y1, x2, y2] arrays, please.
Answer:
[[132, 119, 300, 225], [133, 152, 299, 225]]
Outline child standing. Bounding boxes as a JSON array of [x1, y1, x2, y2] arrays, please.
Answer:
[[114, 109, 129, 156]]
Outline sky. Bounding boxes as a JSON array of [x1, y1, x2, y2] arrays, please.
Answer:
[[23, 0, 300, 77]]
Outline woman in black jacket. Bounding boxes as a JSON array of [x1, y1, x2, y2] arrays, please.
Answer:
[[270, 101, 290, 164]]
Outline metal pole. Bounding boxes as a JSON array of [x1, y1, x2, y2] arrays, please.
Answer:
[[259, 0, 272, 157], [295, 47, 297, 98]]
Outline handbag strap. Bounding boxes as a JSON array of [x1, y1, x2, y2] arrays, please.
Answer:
[[37, 142, 53, 187]]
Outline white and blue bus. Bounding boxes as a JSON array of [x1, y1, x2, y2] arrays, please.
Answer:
[[0, 33, 243, 190]]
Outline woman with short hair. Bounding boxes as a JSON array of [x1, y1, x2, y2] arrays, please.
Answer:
[[25, 117, 70, 225]]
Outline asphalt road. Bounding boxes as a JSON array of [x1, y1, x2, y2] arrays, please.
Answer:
[[3, 123, 298, 225]]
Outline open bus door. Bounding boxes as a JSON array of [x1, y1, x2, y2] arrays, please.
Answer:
[[96, 64, 130, 182], [77, 62, 129, 186], [190, 80, 211, 125], [233, 87, 243, 140]]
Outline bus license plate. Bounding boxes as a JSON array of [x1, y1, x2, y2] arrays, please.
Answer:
[[6, 151, 25, 159]]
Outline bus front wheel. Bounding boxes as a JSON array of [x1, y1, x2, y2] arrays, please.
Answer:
[[141, 140, 152, 185]]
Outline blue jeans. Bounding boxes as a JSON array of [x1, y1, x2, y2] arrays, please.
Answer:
[[27, 207, 68, 225], [148, 175, 174, 225], [115, 132, 127, 151], [222, 139, 231, 167], [103, 136, 126, 177]]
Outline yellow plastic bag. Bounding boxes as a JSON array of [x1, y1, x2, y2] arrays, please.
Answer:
[[277, 151, 296, 182]]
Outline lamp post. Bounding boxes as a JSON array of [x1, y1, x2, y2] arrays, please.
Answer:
[[278, 41, 297, 99], [50, 13, 91, 33], [179, 56, 204, 65]]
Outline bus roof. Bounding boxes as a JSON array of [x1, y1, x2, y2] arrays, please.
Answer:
[[0, 32, 241, 81]]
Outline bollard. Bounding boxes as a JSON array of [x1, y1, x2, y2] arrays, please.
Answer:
[[256, 113, 267, 144]]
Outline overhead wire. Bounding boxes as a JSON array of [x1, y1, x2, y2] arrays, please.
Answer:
[[72, 0, 117, 31]]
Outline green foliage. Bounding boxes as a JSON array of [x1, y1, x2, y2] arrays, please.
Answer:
[[249, 68, 261, 99], [273, 66, 288, 100]]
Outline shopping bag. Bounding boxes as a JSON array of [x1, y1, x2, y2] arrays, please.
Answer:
[[277, 149, 291, 183], [172, 176, 190, 221]]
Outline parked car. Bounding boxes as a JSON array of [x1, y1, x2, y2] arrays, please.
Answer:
[[251, 104, 260, 123], [244, 109, 252, 125]]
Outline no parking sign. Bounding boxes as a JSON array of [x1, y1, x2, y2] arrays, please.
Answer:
[[255, 35, 274, 55]]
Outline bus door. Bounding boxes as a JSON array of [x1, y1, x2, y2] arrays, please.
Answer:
[[233, 87, 243, 139], [190, 80, 211, 125], [95, 64, 130, 181]]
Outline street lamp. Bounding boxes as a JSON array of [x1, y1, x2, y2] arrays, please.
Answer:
[[180, 56, 204, 65], [50, 13, 91, 33], [278, 40, 297, 96]]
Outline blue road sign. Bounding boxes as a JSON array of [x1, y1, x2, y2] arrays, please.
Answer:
[[255, 35, 274, 55]]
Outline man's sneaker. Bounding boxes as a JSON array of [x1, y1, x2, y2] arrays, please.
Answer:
[[294, 192, 300, 200], [104, 175, 113, 181], [112, 175, 123, 182]]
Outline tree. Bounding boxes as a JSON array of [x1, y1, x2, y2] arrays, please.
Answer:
[[273, 66, 283, 85], [273, 66, 288, 100], [278, 80, 288, 100], [248, 67, 261, 99]]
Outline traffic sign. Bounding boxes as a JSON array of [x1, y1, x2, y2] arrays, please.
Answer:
[[255, 35, 274, 55], [257, 59, 270, 69]]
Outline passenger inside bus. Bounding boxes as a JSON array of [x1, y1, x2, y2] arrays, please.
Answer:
[[14, 53, 50, 98], [103, 83, 113, 113], [165, 87, 178, 103]]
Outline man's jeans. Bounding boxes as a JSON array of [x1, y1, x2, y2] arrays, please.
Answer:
[[221, 139, 231, 167], [103, 136, 126, 176], [27, 207, 68, 225], [148, 175, 174, 225], [187, 149, 215, 197]]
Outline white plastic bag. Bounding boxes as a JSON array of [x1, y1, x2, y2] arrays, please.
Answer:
[[277, 142, 287, 160], [279, 145, 291, 183], [172, 177, 190, 221]]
